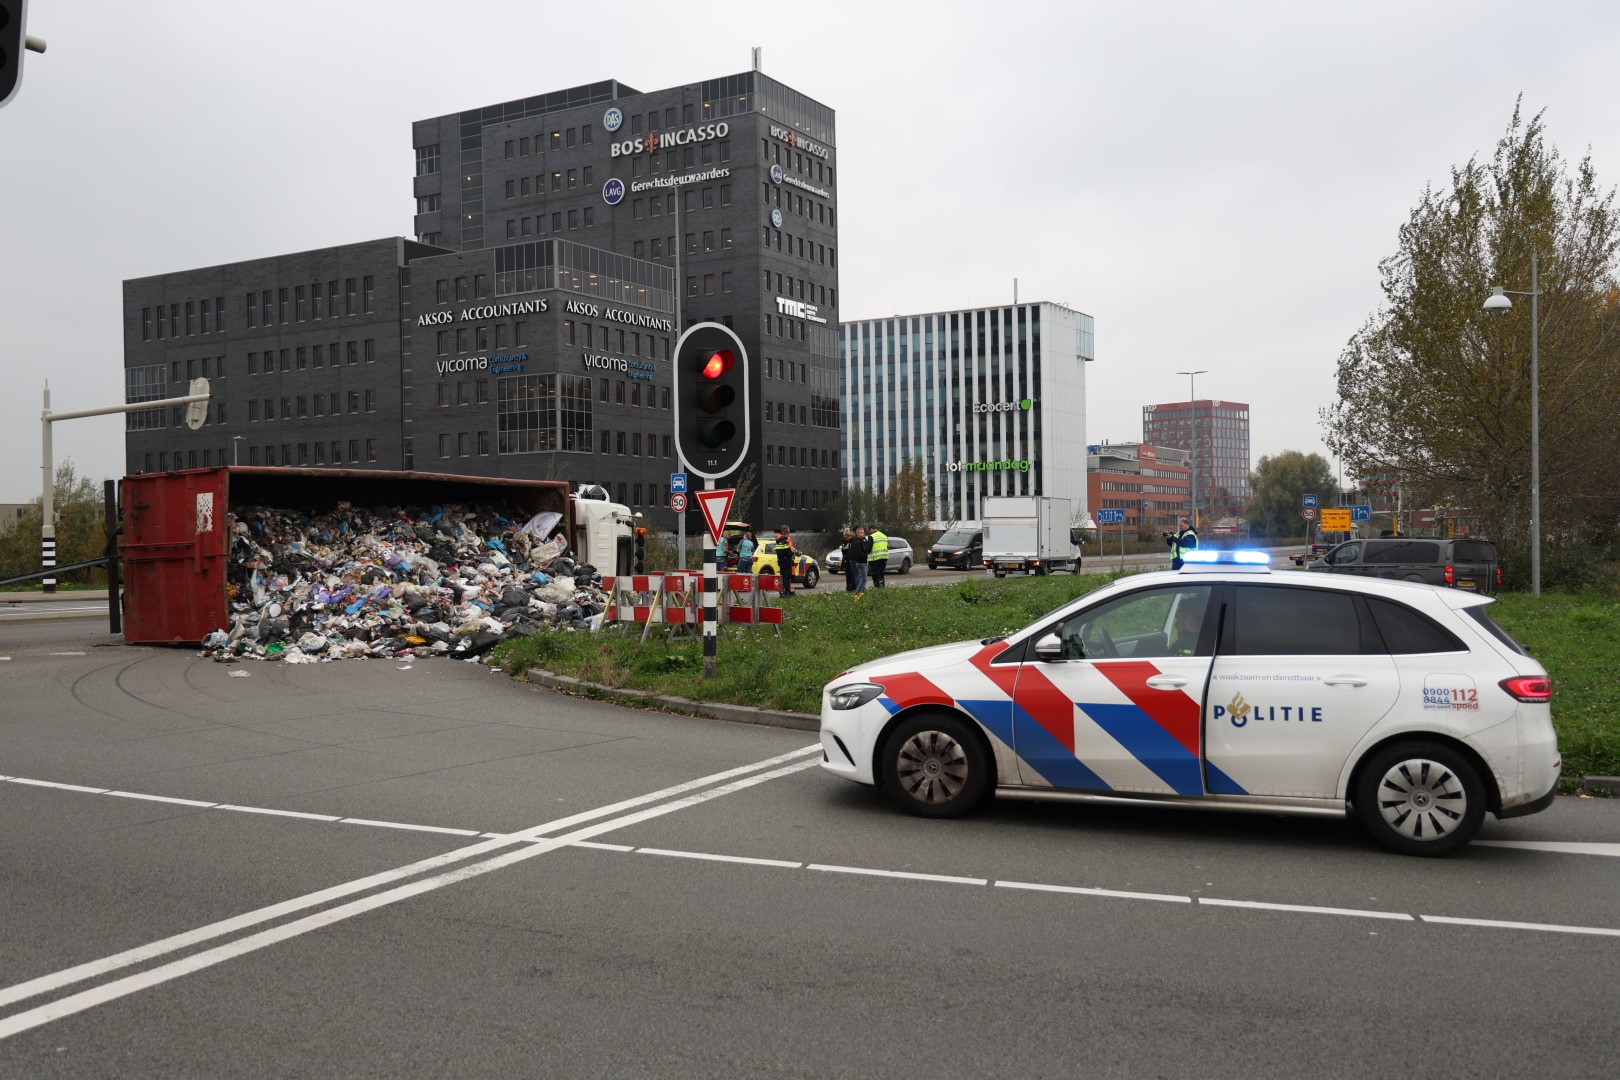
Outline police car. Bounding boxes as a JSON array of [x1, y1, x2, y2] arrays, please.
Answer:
[[818, 550, 1560, 856]]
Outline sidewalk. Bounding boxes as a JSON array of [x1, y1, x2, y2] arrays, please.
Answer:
[[0, 590, 113, 604]]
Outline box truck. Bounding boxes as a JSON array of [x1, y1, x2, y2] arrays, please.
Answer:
[[981, 496, 1081, 576]]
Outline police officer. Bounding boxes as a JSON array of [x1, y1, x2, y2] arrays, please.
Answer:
[[867, 524, 890, 588], [1166, 516, 1198, 570], [773, 525, 796, 597]]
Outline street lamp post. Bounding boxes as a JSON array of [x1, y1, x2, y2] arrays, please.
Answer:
[[1176, 370, 1208, 528], [1482, 252, 1540, 597]]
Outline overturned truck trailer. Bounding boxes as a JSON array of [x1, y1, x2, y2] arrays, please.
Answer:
[[120, 467, 631, 646]]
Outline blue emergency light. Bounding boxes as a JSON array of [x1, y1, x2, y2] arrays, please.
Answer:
[[1180, 549, 1271, 567]]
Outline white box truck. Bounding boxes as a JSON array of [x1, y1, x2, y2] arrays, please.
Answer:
[[982, 496, 1081, 576]]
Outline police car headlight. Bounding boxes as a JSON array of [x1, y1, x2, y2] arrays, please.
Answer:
[[828, 682, 885, 710]]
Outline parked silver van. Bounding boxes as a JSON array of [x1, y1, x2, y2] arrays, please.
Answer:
[[1306, 537, 1499, 594]]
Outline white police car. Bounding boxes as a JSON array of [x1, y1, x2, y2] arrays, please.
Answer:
[[819, 550, 1560, 856]]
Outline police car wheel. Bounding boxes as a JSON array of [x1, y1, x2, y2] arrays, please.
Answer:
[[803, 568, 819, 589], [882, 713, 990, 819], [1354, 742, 1485, 857]]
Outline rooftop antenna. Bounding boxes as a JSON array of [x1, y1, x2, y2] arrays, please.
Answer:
[[752, 47, 762, 72]]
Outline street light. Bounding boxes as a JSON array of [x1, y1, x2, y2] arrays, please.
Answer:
[[232, 435, 245, 466], [1176, 369, 1207, 529], [1482, 252, 1540, 597]]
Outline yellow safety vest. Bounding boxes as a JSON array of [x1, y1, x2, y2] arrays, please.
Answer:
[[869, 531, 889, 560]]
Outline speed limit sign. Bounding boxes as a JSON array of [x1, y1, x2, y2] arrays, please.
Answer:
[[671, 492, 688, 513], [1302, 507, 1316, 521]]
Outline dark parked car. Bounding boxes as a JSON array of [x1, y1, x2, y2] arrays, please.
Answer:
[[928, 529, 982, 570], [1306, 537, 1499, 594]]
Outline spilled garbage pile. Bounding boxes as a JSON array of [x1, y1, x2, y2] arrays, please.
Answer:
[[200, 502, 612, 663]]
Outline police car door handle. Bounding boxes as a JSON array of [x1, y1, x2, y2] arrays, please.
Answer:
[[1145, 674, 1187, 689], [1323, 675, 1369, 687]]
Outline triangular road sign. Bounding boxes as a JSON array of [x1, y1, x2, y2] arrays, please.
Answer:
[[695, 488, 735, 545]]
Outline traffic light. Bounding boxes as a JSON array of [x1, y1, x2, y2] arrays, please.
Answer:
[[633, 527, 647, 574], [673, 321, 750, 479], [1, 1, 32, 111]]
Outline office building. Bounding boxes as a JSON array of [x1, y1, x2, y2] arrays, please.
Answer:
[[122, 70, 840, 530], [839, 302, 1094, 528], [1086, 442, 1190, 536], [1140, 397, 1250, 521]]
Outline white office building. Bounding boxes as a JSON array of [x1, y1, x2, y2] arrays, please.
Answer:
[[838, 302, 1094, 528]]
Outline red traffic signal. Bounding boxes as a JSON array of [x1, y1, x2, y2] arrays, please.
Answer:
[[700, 350, 733, 380]]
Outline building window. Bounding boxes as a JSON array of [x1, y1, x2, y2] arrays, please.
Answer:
[[415, 144, 440, 176], [417, 193, 440, 214], [344, 278, 357, 315], [362, 275, 375, 313]]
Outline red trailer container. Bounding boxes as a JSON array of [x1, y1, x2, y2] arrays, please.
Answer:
[[120, 467, 569, 645]]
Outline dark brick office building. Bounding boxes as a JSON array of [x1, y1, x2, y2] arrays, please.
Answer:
[[122, 70, 840, 529]]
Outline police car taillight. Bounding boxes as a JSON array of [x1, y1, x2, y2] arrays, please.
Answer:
[[1499, 676, 1551, 703]]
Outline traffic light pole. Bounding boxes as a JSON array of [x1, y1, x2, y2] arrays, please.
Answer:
[[701, 477, 717, 679], [39, 380, 209, 593]]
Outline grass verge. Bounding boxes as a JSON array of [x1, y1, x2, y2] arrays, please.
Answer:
[[490, 575, 1619, 783]]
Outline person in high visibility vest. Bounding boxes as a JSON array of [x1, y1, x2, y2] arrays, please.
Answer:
[[773, 525, 796, 597], [1166, 516, 1198, 570], [867, 525, 890, 588]]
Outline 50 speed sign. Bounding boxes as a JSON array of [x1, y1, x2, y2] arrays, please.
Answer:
[[671, 492, 688, 513], [1302, 507, 1317, 521]]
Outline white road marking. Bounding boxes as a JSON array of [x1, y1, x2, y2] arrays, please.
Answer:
[[638, 847, 801, 868], [1475, 840, 1620, 857], [571, 841, 636, 852], [338, 818, 483, 837], [1419, 914, 1620, 938], [47, 652, 87, 656], [0, 758, 821, 1041], [5, 778, 109, 795], [1198, 898, 1414, 921], [216, 805, 344, 822], [996, 880, 1192, 904], [103, 792, 218, 808], [807, 863, 988, 886], [0, 744, 822, 1024]]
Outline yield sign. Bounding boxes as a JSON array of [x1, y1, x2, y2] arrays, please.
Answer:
[[695, 488, 736, 545]]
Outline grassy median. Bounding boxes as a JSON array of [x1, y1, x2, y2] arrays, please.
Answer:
[[490, 573, 1620, 784]]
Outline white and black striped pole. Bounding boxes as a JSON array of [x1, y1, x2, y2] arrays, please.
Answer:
[[701, 477, 717, 679], [41, 384, 56, 593]]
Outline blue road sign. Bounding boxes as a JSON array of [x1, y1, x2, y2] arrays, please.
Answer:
[[670, 472, 688, 494], [1350, 504, 1372, 522], [1303, 493, 1319, 508], [1096, 509, 1126, 524]]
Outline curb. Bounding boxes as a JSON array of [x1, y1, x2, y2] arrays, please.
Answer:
[[1582, 776, 1620, 796], [524, 667, 818, 732]]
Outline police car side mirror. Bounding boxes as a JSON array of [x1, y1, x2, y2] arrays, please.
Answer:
[[1034, 633, 1064, 662]]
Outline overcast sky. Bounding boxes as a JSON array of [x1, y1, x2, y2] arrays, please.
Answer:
[[3, 0, 1618, 503]]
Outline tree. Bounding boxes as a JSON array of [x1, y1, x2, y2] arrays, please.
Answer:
[[1246, 452, 1336, 538], [822, 459, 935, 551], [1323, 102, 1620, 586], [0, 460, 108, 584]]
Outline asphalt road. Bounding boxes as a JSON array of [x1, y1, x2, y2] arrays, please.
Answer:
[[1, 616, 1617, 1077]]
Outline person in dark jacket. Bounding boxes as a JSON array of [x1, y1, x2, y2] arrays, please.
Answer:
[[840, 529, 858, 592], [773, 525, 796, 597], [848, 527, 871, 592]]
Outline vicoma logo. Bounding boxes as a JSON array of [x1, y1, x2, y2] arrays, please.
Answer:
[[973, 399, 1034, 413]]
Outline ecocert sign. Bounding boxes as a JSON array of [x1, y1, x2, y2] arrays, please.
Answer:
[[416, 298, 549, 327], [973, 399, 1034, 414], [609, 122, 730, 158], [583, 354, 657, 383], [562, 299, 674, 332]]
